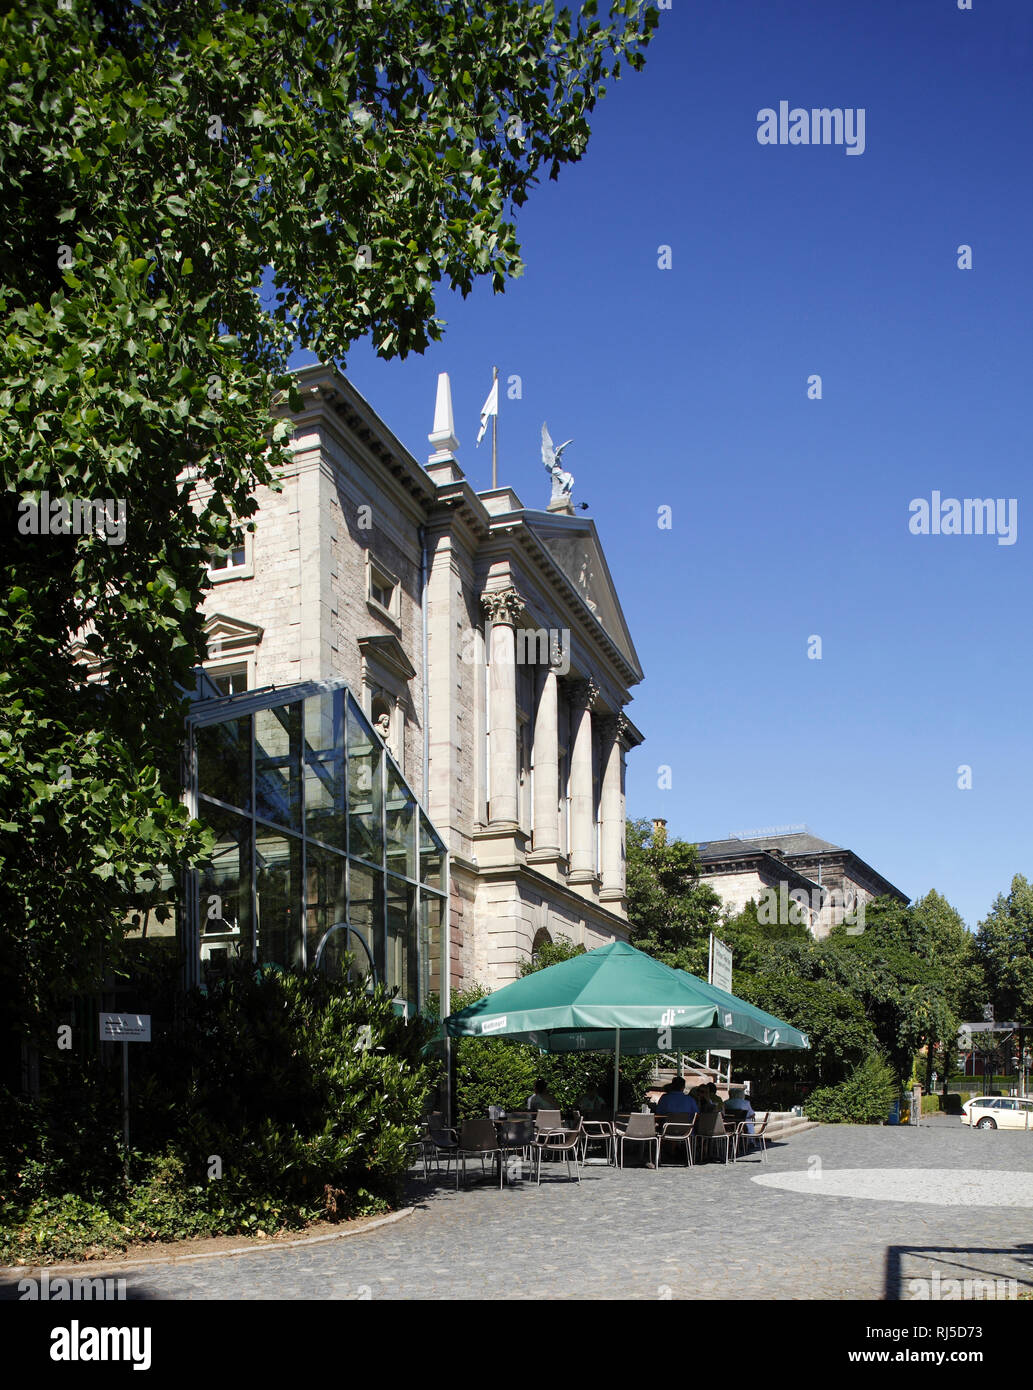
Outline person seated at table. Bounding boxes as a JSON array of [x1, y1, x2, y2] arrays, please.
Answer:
[[724, 1086, 755, 1134], [527, 1078, 560, 1113], [656, 1076, 699, 1118], [576, 1082, 609, 1119], [705, 1082, 725, 1113], [691, 1084, 715, 1113]]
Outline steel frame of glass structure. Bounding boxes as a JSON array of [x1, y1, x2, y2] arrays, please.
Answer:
[[183, 679, 447, 1015]]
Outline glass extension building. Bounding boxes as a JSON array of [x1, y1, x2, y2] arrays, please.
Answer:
[[183, 679, 446, 1014]]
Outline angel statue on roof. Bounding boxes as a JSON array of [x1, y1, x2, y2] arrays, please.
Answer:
[[541, 422, 574, 506]]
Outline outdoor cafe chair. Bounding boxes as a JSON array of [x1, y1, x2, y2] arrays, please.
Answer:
[[458, 1117, 504, 1189], [615, 1112, 659, 1169], [695, 1110, 733, 1165], [535, 1124, 583, 1185], [497, 1117, 537, 1184], [657, 1116, 696, 1168], [724, 1117, 751, 1160], [424, 1119, 460, 1185], [580, 1119, 616, 1166], [534, 1109, 563, 1134], [742, 1112, 770, 1160]]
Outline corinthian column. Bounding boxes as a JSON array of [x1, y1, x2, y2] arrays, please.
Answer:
[[481, 587, 522, 828], [599, 713, 628, 903], [567, 678, 598, 884], [530, 665, 560, 858]]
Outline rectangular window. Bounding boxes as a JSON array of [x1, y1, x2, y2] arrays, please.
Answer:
[[210, 545, 246, 571], [368, 556, 399, 620]]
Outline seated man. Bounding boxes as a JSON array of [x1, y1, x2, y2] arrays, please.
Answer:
[[723, 1086, 756, 1135], [576, 1082, 609, 1119], [656, 1076, 700, 1118], [526, 1078, 560, 1113]]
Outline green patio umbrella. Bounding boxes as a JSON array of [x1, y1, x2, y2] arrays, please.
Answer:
[[444, 940, 809, 1116]]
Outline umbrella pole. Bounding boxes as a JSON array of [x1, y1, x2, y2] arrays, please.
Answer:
[[613, 1027, 621, 1119]]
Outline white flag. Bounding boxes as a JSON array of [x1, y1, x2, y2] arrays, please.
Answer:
[[476, 378, 498, 445]]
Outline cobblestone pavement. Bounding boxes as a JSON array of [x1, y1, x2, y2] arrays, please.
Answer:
[[19, 1121, 1033, 1300]]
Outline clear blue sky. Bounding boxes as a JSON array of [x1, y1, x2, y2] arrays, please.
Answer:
[[295, 0, 1033, 931]]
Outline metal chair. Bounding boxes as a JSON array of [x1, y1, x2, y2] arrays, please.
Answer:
[[535, 1124, 584, 1184], [580, 1119, 616, 1166], [457, 1117, 502, 1188], [497, 1117, 536, 1184], [615, 1112, 659, 1168], [424, 1120, 460, 1185], [695, 1109, 733, 1164], [743, 1112, 770, 1160], [534, 1109, 563, 1134], [658, 1115, 696, 1168]]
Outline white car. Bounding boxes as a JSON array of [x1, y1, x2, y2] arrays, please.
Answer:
[[962, 1096, 1033, 1130]]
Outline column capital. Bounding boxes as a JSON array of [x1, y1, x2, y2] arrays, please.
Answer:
[[481, 586, 524, 626], [567, 677, 599, 712]]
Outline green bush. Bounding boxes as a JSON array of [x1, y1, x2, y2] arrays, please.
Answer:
[[1, 965, 435, 1262], [804, 1053, 900, 1124]]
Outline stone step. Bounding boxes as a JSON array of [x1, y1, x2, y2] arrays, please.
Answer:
[[755, 1112, 820, 1140]]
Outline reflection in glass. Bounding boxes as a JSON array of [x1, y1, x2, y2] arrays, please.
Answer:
[[387, 877, 417, 1007], [419, 892, 444, 1003], [255, 702, 302, 831], [419, 813, 444, 890], [197, 801, 253, 975], [348, 860, 384, 983], [197, 716, 251, 811], [255, 826, 302, 969], [347, 696, 382, 862], [306, 843, 346, 970], [385, 761, 415, 880], [304, 691, 345, 850], [190, 685, 441, 1012]]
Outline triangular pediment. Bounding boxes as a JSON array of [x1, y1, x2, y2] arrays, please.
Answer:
[[357, 633, 417, 681], [203, 613, 264, 652], [521, 513, 642, 679]]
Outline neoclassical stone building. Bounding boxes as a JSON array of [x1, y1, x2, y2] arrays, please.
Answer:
[[694, 830, 908, 939], [194, 364, 644, 995]]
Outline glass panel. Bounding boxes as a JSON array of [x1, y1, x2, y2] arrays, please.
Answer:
[[124, 867, 178, 941], [348, 860, 384, 985], [419, 813, 444, 889], [387, 876, 417, 1008], [347, 696, 382, 863], [197, 715, 251, 812], [255, 826, 303, 969], [385, 760, 415, 880], [197, 802, 253, 976], [255, 702, 302, 831], [419, 891, 444, 1006], [304, 690, 345, 850], [306, 844, 347, 971]]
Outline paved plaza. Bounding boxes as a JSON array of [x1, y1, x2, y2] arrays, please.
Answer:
[[7, 1120, 1033, 1300]]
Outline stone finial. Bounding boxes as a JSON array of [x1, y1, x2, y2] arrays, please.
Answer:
[[481, 586, 523, 625], [427, 371, 460, 464]]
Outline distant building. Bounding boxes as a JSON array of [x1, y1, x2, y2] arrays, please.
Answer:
[[694, 830, 908, 939]]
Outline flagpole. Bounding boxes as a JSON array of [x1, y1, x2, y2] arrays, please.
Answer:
[[491, 364, 498, 489]]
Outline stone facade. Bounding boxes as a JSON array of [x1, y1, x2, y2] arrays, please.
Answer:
[[194, 367, 645, 994], [695, 832, 908, 939]]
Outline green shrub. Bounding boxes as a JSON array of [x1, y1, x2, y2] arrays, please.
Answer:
[[0, 966, 435, 1262], [804, 1053, 899, 1124]]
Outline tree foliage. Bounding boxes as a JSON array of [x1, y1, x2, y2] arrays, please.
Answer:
[[0, 1, 656, 1039], [973, 874, 1033, 1027], [625, 818, 722, 975]]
